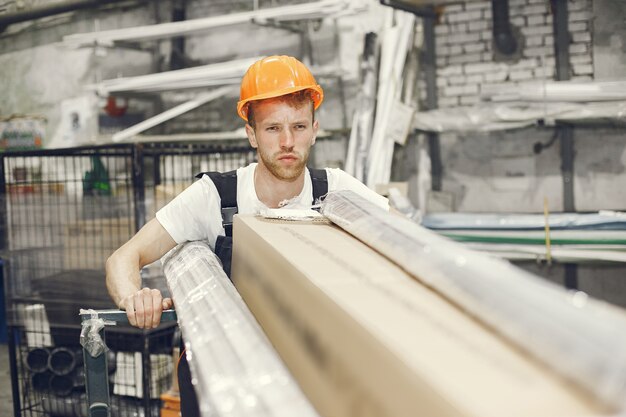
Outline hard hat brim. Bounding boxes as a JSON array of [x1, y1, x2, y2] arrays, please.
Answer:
[[237, 85, 324, 122]]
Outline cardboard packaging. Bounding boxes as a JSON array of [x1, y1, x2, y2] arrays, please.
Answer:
[[232, 215, 610, 417]]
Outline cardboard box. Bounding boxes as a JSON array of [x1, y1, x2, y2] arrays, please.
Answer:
[[232, 215, 609, 417], [63, 217, 133, 270]]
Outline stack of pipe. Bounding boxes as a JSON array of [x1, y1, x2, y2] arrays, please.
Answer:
[[27, 346, 115, 396]]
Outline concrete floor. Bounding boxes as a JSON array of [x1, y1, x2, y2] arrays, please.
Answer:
[[0, 343, 15, 417]]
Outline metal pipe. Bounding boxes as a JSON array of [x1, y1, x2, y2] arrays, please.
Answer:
[[49, 347, 84, 376], [81, 325, 111, 417], [551, 0, 575, 211], [491, 0, 518, 56], [26, 347, 50, 373], [421, 8, 443, 191], [132, 144, 146, 233], [8, 328, 21, 417], [0, 0, 134, 33], [0, 155, 7, 250], [49, 369, 86, 397], [141, 343, 151, 417], [551, 0, 577, 289], [170, 0, 187, 70], [31, 371, 52, 391], [551, 0, 572, 82]]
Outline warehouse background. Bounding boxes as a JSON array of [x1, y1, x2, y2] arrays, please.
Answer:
[[0, 0, 624, 321], [1, 0, 625, 208], [0, 1, 626, 415], [0, 3, 624, 305]]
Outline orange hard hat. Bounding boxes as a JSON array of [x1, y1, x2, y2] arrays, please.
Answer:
[[237, 55, 324, 121]]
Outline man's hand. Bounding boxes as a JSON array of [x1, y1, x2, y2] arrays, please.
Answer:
[[120, 288, 173, 329], [106, 219, 177, 329]]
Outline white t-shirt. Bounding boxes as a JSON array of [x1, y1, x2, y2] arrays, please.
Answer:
[[156, 163, 388, 249]]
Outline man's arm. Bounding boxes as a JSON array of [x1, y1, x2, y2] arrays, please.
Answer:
[[106, 218, 177, 329]]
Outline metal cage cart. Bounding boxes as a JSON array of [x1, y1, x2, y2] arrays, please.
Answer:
[[0, 141, 255, 417], [80, 309, 178, 417]]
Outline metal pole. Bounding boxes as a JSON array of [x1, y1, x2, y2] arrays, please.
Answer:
[[170, 0, 187, 71], [8, 327, 21, 417], [551, 0, 577, 288], [422, 8, 443, 191], [0, 155, 7, 250], [132, 144, 146, 233], [142, 335, 152, 417], [82, 329, 111, 417], [551, 0, 575, 212], [559, 127, 575, 212]]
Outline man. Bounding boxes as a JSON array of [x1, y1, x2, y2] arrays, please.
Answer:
[[105, 55, 388, 415], [106, 54, 387, 327]]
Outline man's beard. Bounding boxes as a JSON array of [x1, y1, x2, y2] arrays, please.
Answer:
[[258, 147, 310, 181]]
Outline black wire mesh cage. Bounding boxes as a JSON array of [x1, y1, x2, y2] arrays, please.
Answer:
[[14, 321, 178, 417], [0, 141, 256, 417]]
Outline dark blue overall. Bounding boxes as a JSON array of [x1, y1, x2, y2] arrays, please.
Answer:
[[177, 168, 328, 417]]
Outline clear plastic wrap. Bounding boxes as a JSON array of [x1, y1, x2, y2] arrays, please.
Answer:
[[421, 211, 626, 231], [161, 241, 319, 417], [79, 309, 114, 357], [481, 80, 626, 102], [412, 101, 626, 133], [321, 190, 626, 412]]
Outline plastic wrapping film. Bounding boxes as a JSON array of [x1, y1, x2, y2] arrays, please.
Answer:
[[321, 190, 626, 413], [420, 212, 626, 263], [79, 309, 115, 357], [421, 211, 626, 231], [481, 80, 626, 102], [412, 101, 626, 133], [161, 241, 320, 417]]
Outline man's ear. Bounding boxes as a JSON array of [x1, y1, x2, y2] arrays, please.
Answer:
[[245, 124, 258, 148], [311, 119, 319, 145]]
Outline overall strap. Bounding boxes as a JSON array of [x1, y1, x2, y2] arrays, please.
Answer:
[[195, 170, 238, 236], [309, 168, 328, 203]]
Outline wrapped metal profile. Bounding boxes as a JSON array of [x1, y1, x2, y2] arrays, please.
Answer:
[[32, 371, 53, 391], [162, 241, 320, 417], [321, 190, 626, 412], [49, 347, 84, 376], [26, 347, 51, 373], [49, 369, 86, 397]]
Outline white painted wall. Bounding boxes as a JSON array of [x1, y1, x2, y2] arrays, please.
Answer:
[[0, 5, 156, 146], [593, 0, 626, 79]]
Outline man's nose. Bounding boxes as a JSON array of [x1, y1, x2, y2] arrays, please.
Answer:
[[280, 129, 295, 149]]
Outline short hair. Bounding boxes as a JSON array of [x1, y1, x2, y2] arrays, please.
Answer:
[[247, 89, 315, 130]]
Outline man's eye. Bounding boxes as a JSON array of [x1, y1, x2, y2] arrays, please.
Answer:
[[294, 124, 306, 130], [266, 126, 279, 132]]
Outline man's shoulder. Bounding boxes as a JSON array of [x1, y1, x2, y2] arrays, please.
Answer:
[[311, 167, 350, 177], [195, 164, 255, 181], [322, 167, 356, 183]]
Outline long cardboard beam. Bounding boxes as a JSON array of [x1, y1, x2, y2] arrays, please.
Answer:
[[321, 190, 626, 412]]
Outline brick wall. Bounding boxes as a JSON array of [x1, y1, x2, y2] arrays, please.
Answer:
[[432, 0, 594, 108]]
